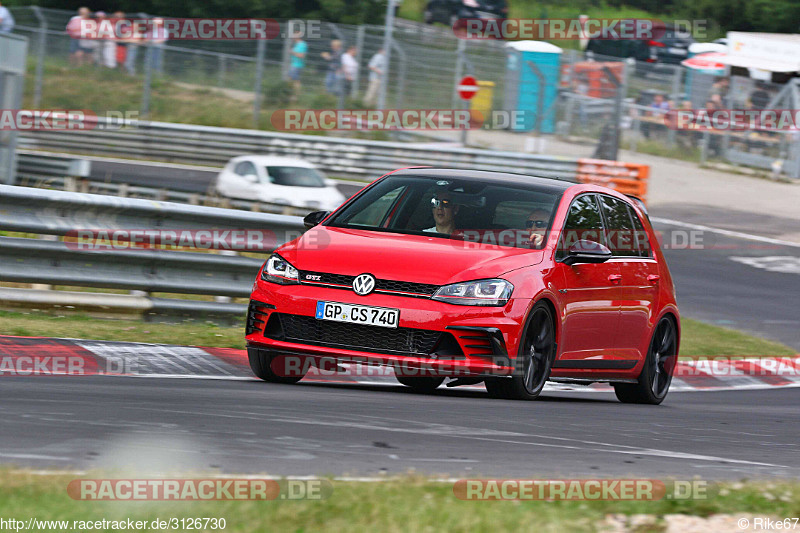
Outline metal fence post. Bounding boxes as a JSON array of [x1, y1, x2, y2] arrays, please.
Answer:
[[377, 0, 397, 110], [392, 42, 407, 109], [667, 65, 681, 147], [31, 6, 47, 109], [217, 55, 226, 87], [140, 42, 154, 118], [281, 22, 291, 81], [451, 39, 466, 111], [253, 38, 266, 128], [352, 25, 365, 99]]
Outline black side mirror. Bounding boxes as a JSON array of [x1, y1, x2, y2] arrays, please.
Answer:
[[561, 239, 612, 266], [303, 210, 331, 230]]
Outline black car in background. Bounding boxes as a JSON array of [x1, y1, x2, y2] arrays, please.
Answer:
[[424, 0, 508, 26], [586, 24, 696, 66]]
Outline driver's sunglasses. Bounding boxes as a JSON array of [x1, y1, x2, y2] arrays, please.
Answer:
[[525, 220, 547, 229], [431, 198, 453, 208]]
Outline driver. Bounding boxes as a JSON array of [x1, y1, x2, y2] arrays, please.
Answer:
[[424, 192, 459, 235], [523, 208, 550, 247]]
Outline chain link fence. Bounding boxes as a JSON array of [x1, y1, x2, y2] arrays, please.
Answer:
[[8, 6, 800, 178]]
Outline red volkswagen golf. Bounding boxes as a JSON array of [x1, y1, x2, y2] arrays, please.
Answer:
[[246, 169, 680, 404]]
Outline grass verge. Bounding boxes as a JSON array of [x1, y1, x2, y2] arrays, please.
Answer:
[[0, 310, 794, 356], [0, 470, 797, 532]]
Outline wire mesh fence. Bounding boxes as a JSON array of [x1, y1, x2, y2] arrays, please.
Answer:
[[7, 6, 800, 178]]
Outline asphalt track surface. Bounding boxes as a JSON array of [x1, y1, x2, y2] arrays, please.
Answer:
[[1, 376, 798, 479], [6, 159, 799, 480], [650, 207, 800, 351]]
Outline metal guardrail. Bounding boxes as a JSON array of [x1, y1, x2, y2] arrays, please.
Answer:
[[15, 152, 323, 217], [18, 119, 582, 181], [0, 184, 306, 318]]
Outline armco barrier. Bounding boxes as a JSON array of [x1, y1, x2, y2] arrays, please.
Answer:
[[0, 184, 306, 318], [576, 159, 649, 200], [17, 119, 649, 201]]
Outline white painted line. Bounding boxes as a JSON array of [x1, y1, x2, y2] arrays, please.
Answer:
[[651, 217, 800, 249]]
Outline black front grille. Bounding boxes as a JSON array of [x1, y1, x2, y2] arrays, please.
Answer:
[[299, 271, 439, 297], [269, 313, 444, 356], [375, 279, 439, 295]]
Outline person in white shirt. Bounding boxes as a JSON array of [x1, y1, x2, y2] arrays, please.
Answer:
[[66, 7, 93, 66], [94, 12, 117, 68], [0, 2, 15, 34], [424, 193, 459, 235], [340, 45, 359, 98], [364, 48, 385, 106]]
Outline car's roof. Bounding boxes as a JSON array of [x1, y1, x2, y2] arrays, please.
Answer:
[[233, 155, 317, 167], [389, 168, 573, 193]]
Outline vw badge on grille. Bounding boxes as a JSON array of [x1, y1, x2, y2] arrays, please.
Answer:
[[352, 274, 376, 296]]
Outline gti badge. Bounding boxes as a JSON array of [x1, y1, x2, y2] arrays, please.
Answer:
[[352, 273, 376, 296]]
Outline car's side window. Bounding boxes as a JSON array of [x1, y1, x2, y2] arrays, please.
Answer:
[[557, 194, 607, 260], [342, 186, 405, 227], [627, 204, 653, 258], [234, 161, 257, 178], [598, 195, 638, 257]]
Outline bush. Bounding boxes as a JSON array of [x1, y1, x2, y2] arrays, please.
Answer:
[[263, 80, 294, 107]]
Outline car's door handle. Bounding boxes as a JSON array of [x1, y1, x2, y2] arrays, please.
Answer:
[[608, 274, 622, 284], [647, 274, 661, 284]]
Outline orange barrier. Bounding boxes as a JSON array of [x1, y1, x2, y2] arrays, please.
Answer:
[[575, 159, 650, 202], [560, 61, 625, 99]]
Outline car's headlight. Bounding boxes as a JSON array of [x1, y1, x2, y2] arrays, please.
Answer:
[[432, 279, 513, 306], [261, 254, 299, 284]]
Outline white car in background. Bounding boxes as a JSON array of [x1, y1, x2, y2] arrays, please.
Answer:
[[214, 156, 347, 211]]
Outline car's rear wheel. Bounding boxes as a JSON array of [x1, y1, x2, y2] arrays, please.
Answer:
[[614, 317, 677, 405], [395, 375, 445, 392], [249, 350, 306, 384], [485, 302, 556, 400]]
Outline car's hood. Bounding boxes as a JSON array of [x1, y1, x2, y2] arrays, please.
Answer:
[[279, 227, 544, 285]]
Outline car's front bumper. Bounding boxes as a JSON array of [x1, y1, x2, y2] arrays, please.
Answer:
[[245, 280, 529, 377]]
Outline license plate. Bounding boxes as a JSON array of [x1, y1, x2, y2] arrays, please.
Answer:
[[668, 47, 687, 55], [315, 301, 400, 329]]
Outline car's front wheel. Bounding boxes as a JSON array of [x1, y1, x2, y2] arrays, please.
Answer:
[[249, 350, 306, 384], [485, 302, 556, 400], [614, 316, 677, 405]]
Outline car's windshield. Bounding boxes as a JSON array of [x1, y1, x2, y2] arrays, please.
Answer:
[[264, 166, 326, 187], [326, 175, 562, 249]]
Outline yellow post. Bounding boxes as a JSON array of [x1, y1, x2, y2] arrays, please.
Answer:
[[470, 80, 495, 122]]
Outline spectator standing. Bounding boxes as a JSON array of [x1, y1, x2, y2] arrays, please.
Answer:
[[112, 11, 128, 68], [147, 18, 168, 74], [95, 12, 117, 68], [709, 77, 729, 106], [288, 34, 307, 103], [123, 19, 146, 75], [0, 2, 15, 34], [364, 48, 385, 106], [321, 40, 343, 94], [66, 7, 93, 66], [749, 83, 771, 109], [340, 45, 359, 99]]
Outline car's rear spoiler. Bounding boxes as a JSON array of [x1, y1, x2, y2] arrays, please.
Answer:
[[625, 195, 649, 220]]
